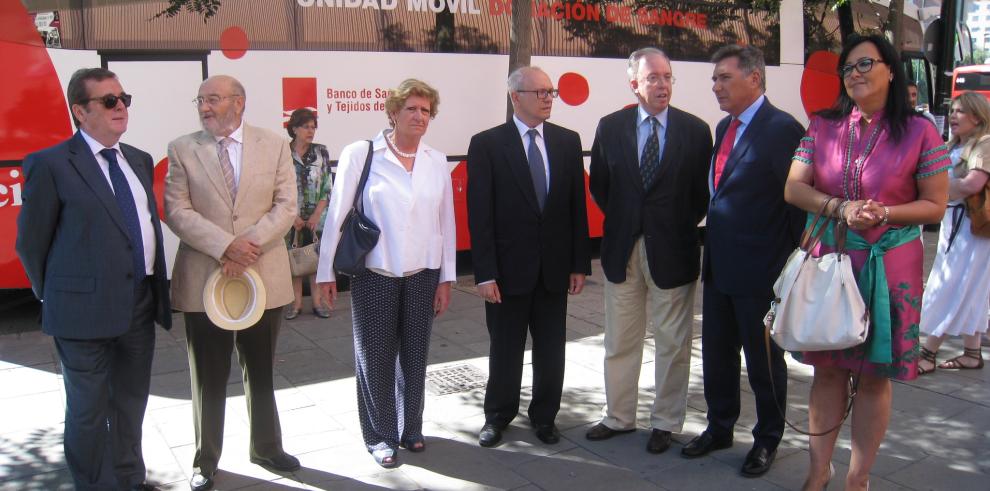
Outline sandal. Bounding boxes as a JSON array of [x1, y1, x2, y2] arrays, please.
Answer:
[[917, 347, 937, 375], [283, 307, 301, 320], [370, 447, 398, 468], [400, 437, 425, 453], [938, 347, 985, 370]]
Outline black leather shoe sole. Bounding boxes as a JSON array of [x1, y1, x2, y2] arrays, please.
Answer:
[[741, 448, 776, 477], [681, 433, 733, 458], [250, 454, 301, 472], [534, 425, 560, 444]]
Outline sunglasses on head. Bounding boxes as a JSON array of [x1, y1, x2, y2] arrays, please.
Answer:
[[82, 93, 133, 109]]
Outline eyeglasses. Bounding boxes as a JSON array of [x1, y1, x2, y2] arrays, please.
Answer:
[[517, 89, 559, 100], [81, 93, 132, 109], [192, 95, 239, 106], [641, 74, 676, 86], [839, 58, 885, 78]]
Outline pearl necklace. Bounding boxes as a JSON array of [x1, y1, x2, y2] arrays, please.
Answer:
[[386, 131, 417, 159]]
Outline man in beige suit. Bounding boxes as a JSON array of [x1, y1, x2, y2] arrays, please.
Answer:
[[165, 75, 299, 491]]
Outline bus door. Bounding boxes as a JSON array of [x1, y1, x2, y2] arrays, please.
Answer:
[[104, 52, 207, 276]]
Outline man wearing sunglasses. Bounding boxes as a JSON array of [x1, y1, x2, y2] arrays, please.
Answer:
[[16, 68, 172, 490], [467, 66, 591, 448]]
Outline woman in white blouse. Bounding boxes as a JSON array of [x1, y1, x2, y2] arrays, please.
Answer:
[[316, 79, 455, 468]]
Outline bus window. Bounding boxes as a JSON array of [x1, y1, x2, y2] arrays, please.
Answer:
[[952, 67, 990, 100]]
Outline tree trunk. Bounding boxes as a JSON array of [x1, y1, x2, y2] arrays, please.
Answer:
[[507, 0, 532, 121], [436, 8, 456, 52], [888, 0, 904, 53], [837, 1, 854, 44]]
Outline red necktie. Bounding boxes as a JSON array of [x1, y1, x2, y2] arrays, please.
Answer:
[[713, 118, 741, 190]]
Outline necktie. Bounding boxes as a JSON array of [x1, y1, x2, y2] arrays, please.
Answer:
[[218, 137, 237, 201], [100, 148, 146, 283], [640, 117, 661, 190], [527, 129, 547, 211], [713, 118, 742, 190]]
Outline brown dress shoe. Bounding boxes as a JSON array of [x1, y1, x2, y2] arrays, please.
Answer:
[[585, 422, 635, 441], [646, 429, 672, 454]]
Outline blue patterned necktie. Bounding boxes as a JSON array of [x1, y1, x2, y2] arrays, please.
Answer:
[[100, 148, 146, 284], [527, 128, 547, 210], [640, 117, 661, 189]]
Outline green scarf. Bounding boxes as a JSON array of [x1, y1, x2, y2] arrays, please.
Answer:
[[809, 216, 920, 363]]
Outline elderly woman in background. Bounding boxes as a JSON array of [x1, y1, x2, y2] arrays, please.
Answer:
[[285, 108, 333, 319], [918, 92, 990, 373], [316, 79, 455, 468], [784, 35, 949, 491]]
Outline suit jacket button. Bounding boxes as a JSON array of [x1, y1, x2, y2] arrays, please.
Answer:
[[233, 214, 239, 220]]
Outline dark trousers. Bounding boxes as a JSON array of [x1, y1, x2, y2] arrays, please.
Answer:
[[483, 282, 567, 427], [350, 269, 439, 451], [184, 308, 284, 475], [701, 283, 787, 449], [55, 278, 155, 490]]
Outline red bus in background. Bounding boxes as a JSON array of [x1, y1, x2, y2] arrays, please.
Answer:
[[951, 65, 990, 100]]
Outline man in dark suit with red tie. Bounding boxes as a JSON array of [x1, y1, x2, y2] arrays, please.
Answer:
[[467, 66, 591, 448], [680, 45, 804, 477], [16, 68, 171, 490]]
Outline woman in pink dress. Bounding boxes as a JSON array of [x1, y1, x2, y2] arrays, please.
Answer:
[[784, 35, 950, 491]]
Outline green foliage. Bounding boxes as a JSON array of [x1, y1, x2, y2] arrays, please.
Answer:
[[152, 0, 223, 22]]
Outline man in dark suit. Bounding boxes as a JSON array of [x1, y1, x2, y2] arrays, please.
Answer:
[[587, 48, 712, 454], [680, 45, 804, 477], [468, 66, 591, 448], [16, 67, 171, 490]]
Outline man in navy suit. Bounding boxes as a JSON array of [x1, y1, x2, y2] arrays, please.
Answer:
[[468, 66, 591, 447], [587, 47, 712, 455], [16, 68, 171, 490], [680, 45, 804, 477]]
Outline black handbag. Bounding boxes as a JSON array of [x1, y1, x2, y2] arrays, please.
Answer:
[[333, 141, 381, 276]]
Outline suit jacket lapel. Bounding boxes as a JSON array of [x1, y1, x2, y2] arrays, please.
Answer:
[[718, 100, 772, 191], [66, 132, 130, 237], [499, 122, 541, 214], [193, 131, 234, 209]]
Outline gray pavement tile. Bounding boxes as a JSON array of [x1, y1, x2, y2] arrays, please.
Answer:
[[151, 343, 189, 376], [0, 363, 60, 398], [0, 333, 55, 370], [563, 422, 683, 476], [0, 468, 73, 491], [0, 424, 66, 481], [279, 405, 344, 438], [885, 453, 988, 490], [642, 455, 785, 491], [147, 404, 197, 448], [292, 444, 403, 482], [275, 348, 352, 385], [148, 369, 192, 406], [514, 446, 659, 491], [431, 314, 489, 345], [890, 382, 978, 422], [311, 334, 357, 368], [290, 315, 353, 343], [398, 437, 530, 490], [0, 389, 64, 434], [275, 327, 322, 355]]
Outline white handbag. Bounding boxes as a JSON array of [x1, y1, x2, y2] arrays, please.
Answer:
[[764, 199, 870, 352], [288, 229, 320, 277]]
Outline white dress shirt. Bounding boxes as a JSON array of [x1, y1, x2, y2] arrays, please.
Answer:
[[79, 129, 156, 275], [214, 122, 245, 185], [637, 105, 668, 165], [316, 130, 456, 283], [512, 115, 549, 191]]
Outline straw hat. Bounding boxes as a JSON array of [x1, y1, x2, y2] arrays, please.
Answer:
[[203, 266, 267, 330]]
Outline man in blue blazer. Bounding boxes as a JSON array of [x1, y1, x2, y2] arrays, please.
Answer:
[[16, 68, 171, 490], [680, 45, 804, 477]]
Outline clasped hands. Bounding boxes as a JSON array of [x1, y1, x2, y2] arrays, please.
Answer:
[[839, 199, 887, 230], [221, 236, 261, 277]]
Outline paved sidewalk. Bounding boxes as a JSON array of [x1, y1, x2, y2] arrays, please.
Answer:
[[1, 260, 988, 490]]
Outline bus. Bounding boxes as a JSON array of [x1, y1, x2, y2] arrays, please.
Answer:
[[0, 0, 923, 289]]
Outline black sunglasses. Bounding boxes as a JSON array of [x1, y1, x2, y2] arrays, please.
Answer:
[[81, 93, 133, 109]]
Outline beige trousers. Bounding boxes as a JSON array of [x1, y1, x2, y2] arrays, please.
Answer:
[[601, 237, 696, 432]]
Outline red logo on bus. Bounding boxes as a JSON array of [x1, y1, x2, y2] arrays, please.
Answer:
[[282, 77, 317, 126]]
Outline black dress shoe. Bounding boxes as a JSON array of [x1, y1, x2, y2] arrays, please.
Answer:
[[250, 452, 301, 472], [741, 446, 777, 477], [534, 424, 560, 444], [479, 423, 504, 447], [681, 431, 733, 458], [585, 423, 635, 441], [646, 429, 672, 454], [189, 472, 214, 491]]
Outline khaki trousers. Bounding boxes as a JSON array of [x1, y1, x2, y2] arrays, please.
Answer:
[[601, 238, 696, 432]]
